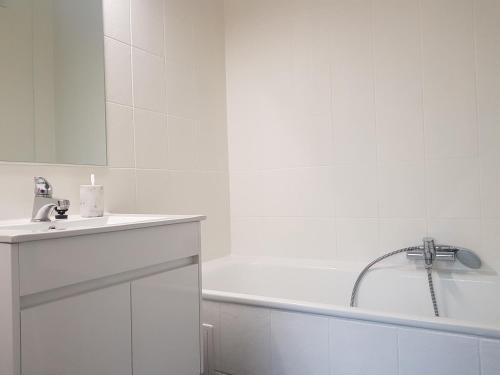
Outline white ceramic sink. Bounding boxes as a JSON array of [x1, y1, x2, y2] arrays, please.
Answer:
[[0, 214, 205, 243]]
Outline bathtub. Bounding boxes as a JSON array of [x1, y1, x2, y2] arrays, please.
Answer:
[[202, 256, 500, 375]]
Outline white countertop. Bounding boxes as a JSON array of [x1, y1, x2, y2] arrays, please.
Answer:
[[0, 214, 206, 243]]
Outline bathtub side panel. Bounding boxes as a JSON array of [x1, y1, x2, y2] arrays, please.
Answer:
[[480, 339, 500, 375], [398, 328, 480, 375]]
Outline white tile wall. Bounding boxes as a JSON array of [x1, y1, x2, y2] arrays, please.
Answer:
[[398, 328, 480, 375], [131, 0, 164, 56], [271, 310, 329, 375], [0, 0, 230, 262], [132, 48, 165, 113], [480, 339, 500, 375], [102, 0, 131, 44], [105, 103, 135, 168], [330, 318, 398, 375], [133, 109, 167, 169], [225, 0, 500, 272], [475, 0, 500, 159], [104, 37, 133, 106], [166, 116, 198, 170], [203, 301, 496, 375], [219, 304, 271, 375], [231, 217, 336, 259]]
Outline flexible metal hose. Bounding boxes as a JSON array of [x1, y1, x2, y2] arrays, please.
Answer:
[[350, 247, 416, 308], [350, 246, 440, 317], [426, 267, 439, 317]]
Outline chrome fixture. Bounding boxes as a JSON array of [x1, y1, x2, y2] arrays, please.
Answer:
[[350, 237, 482, 317], [406, 240, 482, 269], [32, 177, 70, 222]]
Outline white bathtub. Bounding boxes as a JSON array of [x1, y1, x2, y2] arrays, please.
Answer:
[[202, 256, 500, 375]]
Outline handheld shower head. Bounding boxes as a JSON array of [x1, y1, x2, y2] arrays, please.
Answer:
[[455, 248, 482, 269]]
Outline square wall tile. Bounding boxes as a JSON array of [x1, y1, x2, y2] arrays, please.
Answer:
[[131, 0, 164, 56], [336, 218, 379, 261], [481, 339, 500, 375], [201, 208, 231, 261], [135, 170, 169, 213], [481, 156, 500, 219], [197, 116, 229, 172], [334, 163, 378, 218], [230, 168, 334, 218], [106, 102, 134, 168], [277, 113, 334, 169], [231, 217, 336, 259], [103, 0, 131, 44], [379, 219, 427, 255], [426, 158, 480, 219], [166, 61, 197, 119], [134, 109, 167, 169], [132, 48, 166, 113], [164, 0, 196, 63], [105, 168, 136, 213], [428, 219, 481, 254], [480, 219, 500, 273], [219, 304, 271, 375], [330, 318, 398, 375], [475, 0, 500, 158], [398, 329, 479, 375], [104, 37, 132, 106], [271, 311, 329, 375], [164, 171, 204, 214], [291, 61, 331, 117], [331, 0, 376, 163], [373, 0, 424, 163], [378, 162, 425, 219], [167, 116, 198, 170], [421, 0, 477, 159]]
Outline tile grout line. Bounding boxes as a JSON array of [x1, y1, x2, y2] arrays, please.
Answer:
[[417, 0, 430, 238], [368, 0, 382, 254], [128, 0, 139, 213], [471, 0, 484, 254]]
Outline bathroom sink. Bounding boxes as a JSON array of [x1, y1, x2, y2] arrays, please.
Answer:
[[0, 214, 205, 243]]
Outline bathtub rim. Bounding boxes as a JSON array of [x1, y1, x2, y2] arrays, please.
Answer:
[[202, 288, 500, 340]]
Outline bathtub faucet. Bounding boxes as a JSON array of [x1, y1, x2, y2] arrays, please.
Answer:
[[423, 237, 436, 269], [406, 237, 482, 269], [351, 237, 482, 318]]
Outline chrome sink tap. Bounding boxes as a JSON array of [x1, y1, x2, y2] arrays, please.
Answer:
[[32, 177, 70, 222]]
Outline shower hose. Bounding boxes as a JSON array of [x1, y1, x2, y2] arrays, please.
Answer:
[[350, 247, 440, 317]]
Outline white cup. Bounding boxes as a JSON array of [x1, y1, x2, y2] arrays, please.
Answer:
[[80, 185, 104, 218]]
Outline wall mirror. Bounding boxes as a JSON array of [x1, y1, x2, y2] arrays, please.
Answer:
[[0, 0, 106, 166]]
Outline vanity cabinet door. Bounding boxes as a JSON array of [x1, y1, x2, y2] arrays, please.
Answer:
[[132, 264, 201, 375], [21, 284, 132, 375]]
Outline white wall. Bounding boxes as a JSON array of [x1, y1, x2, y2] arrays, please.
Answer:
[[225, 0, 500, 271], [0, 0, 231, 261]]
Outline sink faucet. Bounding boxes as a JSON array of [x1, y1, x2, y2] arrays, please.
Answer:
[[32, 177, 70, 222]]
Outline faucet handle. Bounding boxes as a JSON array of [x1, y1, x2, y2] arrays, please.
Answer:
[[34, 177, 53, 198], [55, 199, 70, 219]]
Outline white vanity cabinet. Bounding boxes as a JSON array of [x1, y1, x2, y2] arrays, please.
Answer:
[[21, 283, 133, 375], [0, 215, 205, 375], [132, 265, 201, 375]]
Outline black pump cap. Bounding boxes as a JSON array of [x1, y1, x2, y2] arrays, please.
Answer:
[[55, 208, 68, 220]]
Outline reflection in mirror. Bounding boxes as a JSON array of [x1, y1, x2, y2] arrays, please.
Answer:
[[0, 0, 107, 165]]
